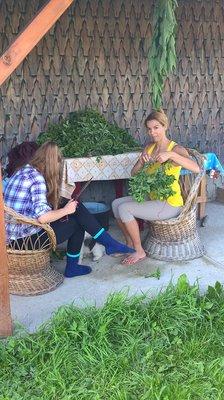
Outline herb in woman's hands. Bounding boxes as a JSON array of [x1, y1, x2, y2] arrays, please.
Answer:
[[129, 162, 176, 203]]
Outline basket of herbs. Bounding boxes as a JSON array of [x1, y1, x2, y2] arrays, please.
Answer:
[[129, 162, 176, 202], [37, 109, 141, 158]]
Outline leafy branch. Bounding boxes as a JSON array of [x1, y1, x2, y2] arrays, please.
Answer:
[[129, 161, 176, 203], [148, 0, 178, 109]]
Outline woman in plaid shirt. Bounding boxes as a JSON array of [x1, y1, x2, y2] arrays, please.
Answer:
[[4, 142, 134, 277]]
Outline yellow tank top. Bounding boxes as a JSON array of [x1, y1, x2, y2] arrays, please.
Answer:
[[146, 141, 183, 207]]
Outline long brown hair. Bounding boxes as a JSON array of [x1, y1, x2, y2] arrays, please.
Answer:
[[30, 141, 63, 209]]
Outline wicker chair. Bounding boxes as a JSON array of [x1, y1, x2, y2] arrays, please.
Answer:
[[143, 149, 206, 261], [4, 205, 64, 296]]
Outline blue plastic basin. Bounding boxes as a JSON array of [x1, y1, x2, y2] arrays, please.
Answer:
[[83, 202, 110, 230], [83, 202, 110, 214]]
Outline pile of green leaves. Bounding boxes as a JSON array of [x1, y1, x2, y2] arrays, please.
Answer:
[[37, 109, 140, 157], [129, 161, 176, 202], [148, 0, 178, 109], [1, 276, 224, 399]]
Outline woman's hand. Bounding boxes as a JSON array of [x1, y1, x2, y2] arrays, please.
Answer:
[[131, 147, 153, 176], [38, 200, 78, 224], [156, 147, 200, 173], [155, 151, 171, 164], [63, 199, 78, 215], [138, 150, 153, 165]]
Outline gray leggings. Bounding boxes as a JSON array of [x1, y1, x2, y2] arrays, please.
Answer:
[[112, 196, 182, 223]]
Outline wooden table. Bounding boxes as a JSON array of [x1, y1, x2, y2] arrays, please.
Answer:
[[62, 153, 208, 224]]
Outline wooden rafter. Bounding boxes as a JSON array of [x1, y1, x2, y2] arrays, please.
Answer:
[[0, 0, 74, 337], [0, 0, 74, 86]]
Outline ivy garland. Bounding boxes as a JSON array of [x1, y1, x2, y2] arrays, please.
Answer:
[[148, 0, 178, 109]]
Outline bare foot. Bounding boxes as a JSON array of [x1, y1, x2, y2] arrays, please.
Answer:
[[122, 251, 146, 265]]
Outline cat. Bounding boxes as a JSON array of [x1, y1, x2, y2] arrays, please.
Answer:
[[79, 232, 105, 262]]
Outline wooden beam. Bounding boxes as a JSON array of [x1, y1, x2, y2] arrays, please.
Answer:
[[0, 0, 74, 86], [0, 169, 12, 337]]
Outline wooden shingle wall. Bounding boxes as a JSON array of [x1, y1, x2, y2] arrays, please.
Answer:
[[0, 0, 223, 163]]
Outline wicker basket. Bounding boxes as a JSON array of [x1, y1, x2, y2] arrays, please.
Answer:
[[143, 149, 206, 261], [4, 205, 64, 296]]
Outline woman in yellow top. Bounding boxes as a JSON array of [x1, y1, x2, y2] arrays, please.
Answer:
[[112, 109, 200, 265]]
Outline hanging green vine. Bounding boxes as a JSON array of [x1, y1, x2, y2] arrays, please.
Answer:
[[148, 0, 178, 109]]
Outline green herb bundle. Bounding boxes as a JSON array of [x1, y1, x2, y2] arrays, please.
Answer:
[[37, 109, 141, 158], [129, 162, 176, 203], [148, 0, 178, 109]]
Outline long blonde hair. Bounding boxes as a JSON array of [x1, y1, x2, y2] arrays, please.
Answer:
[[30, 141, 63, 209], [145, 109, 169, 130]]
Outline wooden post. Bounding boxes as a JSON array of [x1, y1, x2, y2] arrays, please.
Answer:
[[0, 0, 74, 337], [0, 169, 12, 337], [0, 0, 74, 86]]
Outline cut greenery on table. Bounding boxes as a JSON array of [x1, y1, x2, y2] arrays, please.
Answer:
[[1, 276, 224, 399], [37, 109, 141, 158], [129, 161, 176, 202]]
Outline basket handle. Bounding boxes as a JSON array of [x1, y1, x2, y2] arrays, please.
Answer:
[[4, 204, 56, 250], [179, 148, 206, 218]]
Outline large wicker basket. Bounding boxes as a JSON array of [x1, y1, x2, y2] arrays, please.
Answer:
[[4, 205, 64, 296], [143, 149, 206, 261]]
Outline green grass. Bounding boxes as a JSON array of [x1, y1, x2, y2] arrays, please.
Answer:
[[1, 275, 224, 399]]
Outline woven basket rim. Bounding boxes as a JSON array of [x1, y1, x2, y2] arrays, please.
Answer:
[[9, 265, 64, 296], [148, 207, 196, 225], [7, 248, 51, 255]]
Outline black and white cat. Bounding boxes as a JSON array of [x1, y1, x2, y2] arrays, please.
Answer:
[[79, 233, 105, 262]]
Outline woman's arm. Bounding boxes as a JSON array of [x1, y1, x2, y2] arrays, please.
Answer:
[[29, 172, 78, 224], [155, 145, 200, 173], [131, 146, 153, 176], [38, 200, 78, 224], [131, 158, 144, 176]]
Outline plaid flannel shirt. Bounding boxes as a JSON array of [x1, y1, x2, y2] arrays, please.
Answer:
[[4, 165, 51, 240]]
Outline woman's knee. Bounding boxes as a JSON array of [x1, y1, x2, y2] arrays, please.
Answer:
[[118, 203, 134, 223], [112, 197, 132, 218], [111, 198, 122, 218]]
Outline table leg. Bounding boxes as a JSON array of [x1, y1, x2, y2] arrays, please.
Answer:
[[138, 219, 144, 231], [114, 179, 124, 198]]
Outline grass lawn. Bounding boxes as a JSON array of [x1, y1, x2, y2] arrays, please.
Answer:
[[1, 275, 224, 400]]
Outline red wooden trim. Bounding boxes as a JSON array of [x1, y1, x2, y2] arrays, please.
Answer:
[[137, 219, 144, 231], [0, 0, 74, 86], [114, 179, 124, 198], [0, 169, 12, 337]]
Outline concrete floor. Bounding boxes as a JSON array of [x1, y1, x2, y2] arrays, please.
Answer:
[[10, 201, 224, 334]]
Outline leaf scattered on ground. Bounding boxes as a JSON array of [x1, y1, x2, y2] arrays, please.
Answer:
[[144, 267, 161, 280]]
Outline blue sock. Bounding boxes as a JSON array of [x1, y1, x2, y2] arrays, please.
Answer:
[[64, 253, 92, 278], [93, 229, 135, 255]]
